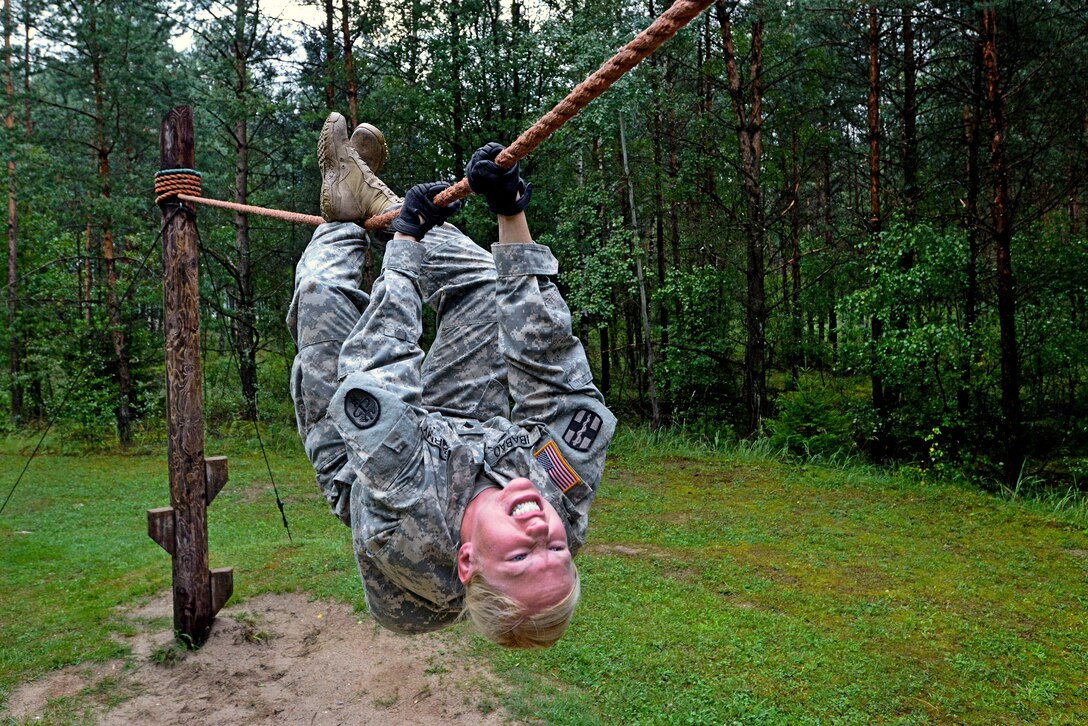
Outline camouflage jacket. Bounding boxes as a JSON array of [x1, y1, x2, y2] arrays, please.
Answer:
[[326, 242, 616, 634]]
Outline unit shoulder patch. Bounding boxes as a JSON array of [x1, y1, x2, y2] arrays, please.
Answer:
[[344, 388, 381, 429], [563, 408, 604, 452]]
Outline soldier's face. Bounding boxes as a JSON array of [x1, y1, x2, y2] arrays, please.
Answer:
[[460, 477, 575, 611]]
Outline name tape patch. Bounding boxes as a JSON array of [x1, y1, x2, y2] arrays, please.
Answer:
[[423, 424, 451, 460], [534, 439, 582, 493], [563, 408, 603, 452], [344, 388, 381, 429], [491, 431, 532, 457]]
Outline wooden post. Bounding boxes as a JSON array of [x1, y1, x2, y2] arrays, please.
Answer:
[[150, 106, 232, 646]]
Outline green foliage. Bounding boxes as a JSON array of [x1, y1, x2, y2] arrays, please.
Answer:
[[656, 265, 741, 420], [766, 377, 863, 460], [842, 219, 977, 451], [837, 215, 1088, 469], [1012, 225, 1088, 451], [541, 179, 637, 324], [4, 0, 1088, 481]]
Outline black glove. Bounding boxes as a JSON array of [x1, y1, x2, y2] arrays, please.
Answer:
[[390, 182, 462, 239], [465, 142, 532, 216]]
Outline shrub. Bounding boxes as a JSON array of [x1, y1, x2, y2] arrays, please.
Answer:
[[767, 379, 857, 460]]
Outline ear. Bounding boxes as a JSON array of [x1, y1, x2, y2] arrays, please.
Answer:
[[457, 542, 476, 584]]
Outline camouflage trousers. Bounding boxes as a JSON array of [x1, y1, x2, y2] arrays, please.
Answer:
[[287, 220, 512, 523]]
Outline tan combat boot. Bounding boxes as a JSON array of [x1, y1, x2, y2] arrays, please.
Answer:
[[351, 123, 388, 175], [319, 112, 400, 222]]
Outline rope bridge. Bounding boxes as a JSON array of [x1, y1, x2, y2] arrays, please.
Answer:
[[154, 0, 716, 228]]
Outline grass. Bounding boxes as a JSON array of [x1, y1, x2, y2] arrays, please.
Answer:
[[487, 428, 1088, 724], [147, 641, 187, 668], [0, 429, 361, 722], [3, 425, 1088, 723]]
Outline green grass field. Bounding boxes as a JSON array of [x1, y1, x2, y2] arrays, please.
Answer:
[[2, 427, 1086, 724]]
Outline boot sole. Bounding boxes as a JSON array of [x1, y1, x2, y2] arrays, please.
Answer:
[[351, 123, 388, 175], [318, 113, 342, 220]]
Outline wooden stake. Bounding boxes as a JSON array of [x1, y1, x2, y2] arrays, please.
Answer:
[[152, 106, 232, 646]]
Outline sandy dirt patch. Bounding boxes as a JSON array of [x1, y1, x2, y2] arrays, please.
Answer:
[[5, 592, 512, 725]]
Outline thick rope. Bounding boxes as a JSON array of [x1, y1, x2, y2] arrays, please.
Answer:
[[154, 169, 202, 205], [369, 0, 713, 229], [177, 193, 325, 226], [151, 0, 714, 230], [366, 0, 714, 231]]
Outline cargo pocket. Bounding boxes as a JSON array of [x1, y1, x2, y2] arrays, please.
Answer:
[[362, 412, 426, 512]]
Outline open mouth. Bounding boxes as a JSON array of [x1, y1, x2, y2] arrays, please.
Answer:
[[510, 499, 542, 517]]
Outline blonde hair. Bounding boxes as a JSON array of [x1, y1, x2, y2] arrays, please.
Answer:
[[462, 565, 581, 649]]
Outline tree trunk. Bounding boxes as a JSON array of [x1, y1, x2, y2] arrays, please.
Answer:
[[20, 0, 27, 134], [232, 1, 258, 420], [448, 2, 465, 174], [716, 0, 766, 436], [83, 221, 93, 326], [982, 8, 1023, 487], [91, 20, 133, 448], [822, 133, 836, 367], [324, 0, 335, 110], [406, 0, 420, 82], [649, 0, 670, 422], [341, 0, 357, 127], [486, 0, 503, 125], [618, 294, 643, 411], [901, 6, 918, 222], [789, 128, 802, 382], [882, 5, 918, 421], [599, 325, 611, 397], [511, 0, 522, 105], [232, 123, 258, 419], [700, 11, 716, 206], [828, 308, 838, 363], [4, 0, 19, 422], [867, 3, 886, 458], [959, 29, 983, 423], [665, 51, 682, 320], [619, 113, 661, 428]]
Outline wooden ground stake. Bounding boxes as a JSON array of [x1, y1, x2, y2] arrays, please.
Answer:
[[149, 106, 232, 647], [147, 508, 175, 556], [205, 456, 228, 505]]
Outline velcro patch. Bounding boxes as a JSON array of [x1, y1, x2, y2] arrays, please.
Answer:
[[422, 424, 451, 460], [344, 388, 381, 429], [534, 439, 582, 493], [563, 408, 603, 452], [491, 430, 532, 457]]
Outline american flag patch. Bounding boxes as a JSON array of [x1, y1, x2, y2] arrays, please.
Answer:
[[534, 439, 582, 493]]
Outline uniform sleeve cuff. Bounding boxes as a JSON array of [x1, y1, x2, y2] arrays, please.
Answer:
[[381, 239, 424, 278], [493, 243, 558, 277]]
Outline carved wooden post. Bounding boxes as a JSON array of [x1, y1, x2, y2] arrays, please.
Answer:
[[149, 106, 232, 646]]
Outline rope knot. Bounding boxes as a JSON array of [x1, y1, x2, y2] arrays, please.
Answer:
[[155, 168, 202, 206]]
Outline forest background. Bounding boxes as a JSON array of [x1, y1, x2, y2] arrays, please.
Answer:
[[3, 0, 1088, 495]]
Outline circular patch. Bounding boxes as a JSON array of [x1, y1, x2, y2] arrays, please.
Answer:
[[344, 388, 381, 429]]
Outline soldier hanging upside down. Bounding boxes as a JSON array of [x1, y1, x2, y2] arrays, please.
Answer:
[[287, 112, 616, 649]]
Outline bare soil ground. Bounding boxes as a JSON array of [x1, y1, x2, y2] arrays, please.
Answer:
[[5, 592, 512, 725]]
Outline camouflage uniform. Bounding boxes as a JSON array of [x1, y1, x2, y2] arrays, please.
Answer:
[[288, 220, 616, 634]]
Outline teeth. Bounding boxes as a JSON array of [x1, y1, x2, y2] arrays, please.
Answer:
[[512, 501, 541, 516]]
